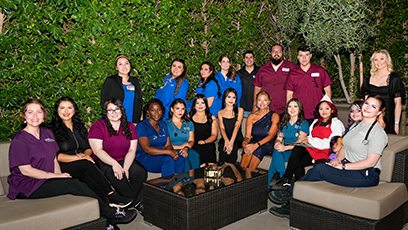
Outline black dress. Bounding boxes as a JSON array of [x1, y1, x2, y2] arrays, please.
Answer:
[[361, 72, 406, 134], [192, 119, 217, 164], [218, 116, 243, 164]]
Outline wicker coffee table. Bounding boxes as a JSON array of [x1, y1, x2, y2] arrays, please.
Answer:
[[143, 165, 268, 230]]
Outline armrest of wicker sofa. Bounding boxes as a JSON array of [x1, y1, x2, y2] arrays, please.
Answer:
[[392, 149, 408, 187]]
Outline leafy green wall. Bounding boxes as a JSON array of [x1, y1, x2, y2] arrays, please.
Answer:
[[0, 0, 406, 141], [0, 0, 271, 140]]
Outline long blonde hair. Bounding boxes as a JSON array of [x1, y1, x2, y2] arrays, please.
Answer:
[[370, 49, 393, 75]]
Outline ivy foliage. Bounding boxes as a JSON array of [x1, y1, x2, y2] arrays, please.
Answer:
[[0, 0, 270, 141]]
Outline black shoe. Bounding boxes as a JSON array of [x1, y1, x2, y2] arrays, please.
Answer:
[[272, 177, 291, 190], [109, 207, 137, 225], [269, 203, 290, 219], [269, 172, 281, 188], [108, 192, 133, 208], [269, 189, 293, 205]]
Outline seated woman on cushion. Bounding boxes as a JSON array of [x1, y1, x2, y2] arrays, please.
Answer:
[[50, 97, 133, 208], [269, 95, 387, 218], [136, 98, 185, 176], [88, 98, 147, 212]]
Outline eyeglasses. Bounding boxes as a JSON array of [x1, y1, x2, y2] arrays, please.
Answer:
[[106, 108, 121, 114]]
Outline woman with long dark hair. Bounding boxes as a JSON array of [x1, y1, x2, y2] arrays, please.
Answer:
[[155, 58, 189, 120], [136, 99, 185, 176], [88, 98, 147, 211], [217, 88, 244, 164], [270, 96, 345, 190], [267, 98, 309, 188], [50, 97, 132, 208], [165, 99, 200, 170], [193, 61, 222, 117], [189, 94, 218, 167]]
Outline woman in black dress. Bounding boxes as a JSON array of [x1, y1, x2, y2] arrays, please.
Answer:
[[189, 94, 218, 167], [217, 88, 244, 164], [361, 49, 405, 134]]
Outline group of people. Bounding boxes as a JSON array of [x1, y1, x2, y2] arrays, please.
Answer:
[[7, 45, 405, 228]]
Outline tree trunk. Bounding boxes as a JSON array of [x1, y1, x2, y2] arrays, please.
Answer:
[[334, 54, 351, 103], [0, 8, 4, 34], [359, 53, 364, 88], [349, 52, 356, 100]]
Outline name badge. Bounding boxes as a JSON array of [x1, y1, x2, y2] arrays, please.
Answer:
[[282, 68, 290, 72], [311, 73, 320, 77], [126, 84, 135, 91]]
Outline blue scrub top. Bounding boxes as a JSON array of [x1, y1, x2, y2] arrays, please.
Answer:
[[214, 71, 242, 107], [195, 80, 221, 117], [136, 119, 169, 159], [164, 119, 194, 146], [279, 120, 309, 145], [122, 84, 135, 122], [155, 74, 189, 120]]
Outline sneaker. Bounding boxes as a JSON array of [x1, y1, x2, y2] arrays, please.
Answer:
[[269, 203, 290, 219], [269, 172, 281, 188], [269, 189, 293, 205], [108, 192, 133, 208], [272, 177, 291, 190], [106, 224, 120, 230], [109, 207, 137, 225]]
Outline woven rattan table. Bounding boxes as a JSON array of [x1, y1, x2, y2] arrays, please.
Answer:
[[143, 167, 268, 230]]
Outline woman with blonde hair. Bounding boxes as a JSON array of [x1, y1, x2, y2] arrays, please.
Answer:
[[241, 91, 279, 178], [361, 49, 405, 134]]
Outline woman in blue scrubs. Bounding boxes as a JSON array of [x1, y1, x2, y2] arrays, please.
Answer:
[[215, 55, 242, 109], [192, 61, 222, 117], [101, 55, 143, 124], [267, 98, 309, 188], [155, 59, 189, 120], [136, 99, 185, 176], [165, 99, 200, 171]]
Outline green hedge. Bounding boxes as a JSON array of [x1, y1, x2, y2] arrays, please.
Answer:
[[0, 0, 271, 141], [1, 0, 406, 141]]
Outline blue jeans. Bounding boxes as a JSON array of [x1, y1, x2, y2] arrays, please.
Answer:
[[290, 163, 380, 193]]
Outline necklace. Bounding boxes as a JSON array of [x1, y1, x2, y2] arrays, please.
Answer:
[[195, 114, 206, 123]]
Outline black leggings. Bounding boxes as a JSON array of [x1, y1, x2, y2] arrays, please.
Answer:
[[283, 146, 313, 181], [60, 159, 112, 201], [17, 178, 115, 219], [97, 159, 147, 200]]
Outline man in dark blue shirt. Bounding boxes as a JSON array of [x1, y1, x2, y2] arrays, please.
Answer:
[[237, 51, 260, 117]]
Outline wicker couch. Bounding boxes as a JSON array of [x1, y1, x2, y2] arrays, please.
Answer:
[[0, 142, 106, 230], [290, 134, 408, 230]]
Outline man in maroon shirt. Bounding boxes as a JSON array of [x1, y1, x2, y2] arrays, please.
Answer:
[[253, 44, 296, 115], [284, 45, 333, 123]]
